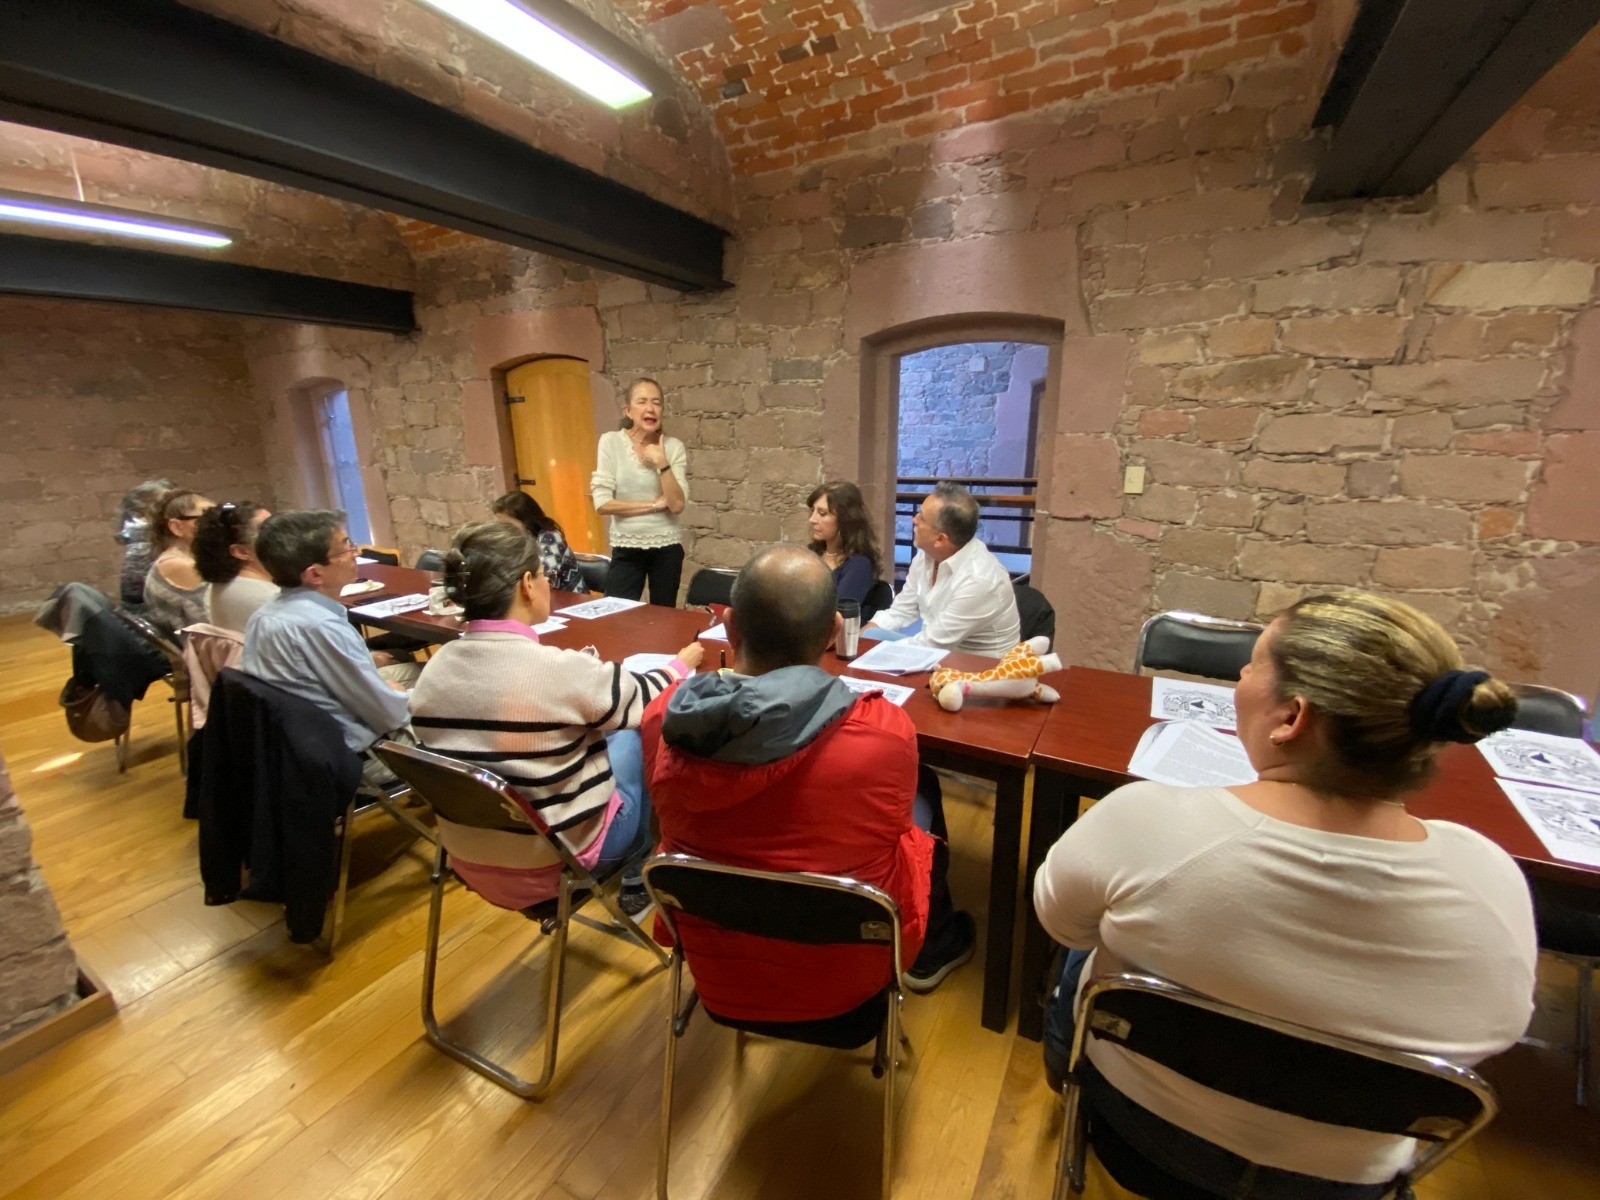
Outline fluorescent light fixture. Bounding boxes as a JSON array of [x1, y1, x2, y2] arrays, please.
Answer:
[[0, 190, 233, 248], [416, 0, 652, 109]]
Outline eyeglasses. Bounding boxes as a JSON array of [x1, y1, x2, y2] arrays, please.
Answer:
[[325, 538, 359, 561]]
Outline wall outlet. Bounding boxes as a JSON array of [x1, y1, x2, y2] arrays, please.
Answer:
[[1123, 465, 1146, 494]]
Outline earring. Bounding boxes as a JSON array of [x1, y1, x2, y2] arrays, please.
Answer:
[[1269, 734, 1284, 745]]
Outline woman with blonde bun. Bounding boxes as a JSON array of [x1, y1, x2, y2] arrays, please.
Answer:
[[1035, 591, 1535, 1198]]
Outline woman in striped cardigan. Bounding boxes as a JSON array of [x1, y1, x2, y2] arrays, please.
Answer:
[[409, 521, 704, 912]]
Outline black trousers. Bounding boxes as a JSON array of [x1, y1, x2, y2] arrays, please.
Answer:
[[915, 765, 960, 958], [606, 543, 685, 607]]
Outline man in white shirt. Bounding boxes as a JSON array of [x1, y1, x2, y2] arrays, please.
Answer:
[[865, 482, 1021, 657]]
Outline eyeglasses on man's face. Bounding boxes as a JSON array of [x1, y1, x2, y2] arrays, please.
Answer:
[[325, 536, 359, 562]]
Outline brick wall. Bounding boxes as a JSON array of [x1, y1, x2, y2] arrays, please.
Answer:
[[0, 301, 273, 615], [0, 745, 80, 1042]]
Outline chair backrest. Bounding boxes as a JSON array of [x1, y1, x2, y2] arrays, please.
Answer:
[[1074, 973, 1495, 1174], [1135, 611, 1262, 681], [685, 567, 738, 608], [359, 546, 401, 566], [372, 740, 593, 875], [862, 579, 894, 624], [414, 549, 446, 572], [115, 608, 184, 676], [1509, 683, 1587, 739], [573, 552, 609, 594], [1014, 583, 1056, 647], [642, 853, 903, 969]]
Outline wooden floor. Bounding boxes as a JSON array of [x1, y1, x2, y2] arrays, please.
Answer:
[[0, 613, 1597, 1199]]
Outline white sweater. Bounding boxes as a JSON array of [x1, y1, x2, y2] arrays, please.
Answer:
[[590, 429, 688, 549], [1033, 781, 1536, 1184], [408, 626, 686, 870]]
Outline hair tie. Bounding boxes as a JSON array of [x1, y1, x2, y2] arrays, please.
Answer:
[[1409, 670, 1492, 743]]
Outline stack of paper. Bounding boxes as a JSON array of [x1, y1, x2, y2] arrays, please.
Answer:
[[559, 596, 647, 620], [349, 593, 430, 619], [1480, 730, 1600, 867], [1150, 677, 1237, 730], [1128, 721, 1256, 788], [849, 641, 948, 676]]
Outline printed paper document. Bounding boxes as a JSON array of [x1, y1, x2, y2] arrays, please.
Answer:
[[836, 675, 914, 706], [558, 596, 647, 620], [1479, 729, 1600, 792], [849, 640, 949, 676], [1128, 721, 1256, 788], [1150, 677, 1237, 730], [1498, 779, 1600, 868], [349, 594, 430, 619]]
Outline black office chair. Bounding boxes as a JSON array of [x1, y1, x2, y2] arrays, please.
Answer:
[[374, 742, 668, 1099], [643, 853, 910, 1200], [685, 567, 737, 608], [1134, 611, 1263, 682], [114, 609, 192, 775], [358, 546, 400, 566], [573, 552, 610, 594], [414, 549, 446, 572], [861, 579, 894, 624], [1056, 973, 1498, 1200], [1015, 583, 1057, 649], [1504, 683, 1597, 1104]]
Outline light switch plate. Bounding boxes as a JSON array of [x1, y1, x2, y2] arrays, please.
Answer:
[[1123, 465, 1146, 494]]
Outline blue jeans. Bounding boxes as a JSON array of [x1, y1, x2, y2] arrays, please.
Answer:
[[596, 730, 654, 886]]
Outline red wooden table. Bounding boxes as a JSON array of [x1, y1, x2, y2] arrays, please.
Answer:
[[1014, 665, 1600, 1042], [347, 563, 1062, 1031]]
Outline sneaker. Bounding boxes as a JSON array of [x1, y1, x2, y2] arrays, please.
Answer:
[[617, 883, 653, 921], [903, 911, 976, 994]]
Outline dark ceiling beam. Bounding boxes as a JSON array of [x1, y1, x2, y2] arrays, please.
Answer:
[[0, 0, 729, 292], [0, 232, 418, 333], [1307, 0, 1600, 203]]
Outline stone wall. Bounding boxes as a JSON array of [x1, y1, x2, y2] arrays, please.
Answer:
[[0, 300, 273, 614], [898, 341, 1026, 477], [0, 745, 80, 1042]]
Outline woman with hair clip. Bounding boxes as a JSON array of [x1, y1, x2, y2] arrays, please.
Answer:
[[408, 521, 704, 914], [805, 481, 884, 611], [192, 502, 276, 633], [1034, 591, 1537, 1199], [142, 489, 216, 634], [590, 377, 688, 606], [490, 490, 584, 593]]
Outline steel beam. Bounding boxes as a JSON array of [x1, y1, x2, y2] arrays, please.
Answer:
[[0, 0, 729, 291]]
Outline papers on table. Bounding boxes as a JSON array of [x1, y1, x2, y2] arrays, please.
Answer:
[[340, 579, 384, 597], [349, 593, 430, 619], [701, 622, 728, 641], [1128, 721, 1256, 789], [558, 596, 647, 620], [1479, 729, 1600, 792], [836, 674, 914, 707], [848, 640, 948, 676], [1498, 780, 1600, 868], [530, 617, 567, 636], [354, 556, 377, 565], [622, 652, 689, 676], [1150, 677, 1237, 730]]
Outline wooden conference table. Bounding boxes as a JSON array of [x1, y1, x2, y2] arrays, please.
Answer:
[[347, 562, 1066, 1032], [1015, 665, 1600, 1042]]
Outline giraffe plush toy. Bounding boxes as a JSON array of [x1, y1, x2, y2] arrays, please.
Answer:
[[928, 636, 1063, 712]]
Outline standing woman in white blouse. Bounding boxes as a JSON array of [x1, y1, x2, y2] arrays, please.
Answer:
[[590, 377, 688, 606]]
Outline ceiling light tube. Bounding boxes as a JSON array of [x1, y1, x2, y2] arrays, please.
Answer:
[[0, 190, 234, 249], [415, 0, 652, 109]]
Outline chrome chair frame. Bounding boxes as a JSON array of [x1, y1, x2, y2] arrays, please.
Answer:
[[114, 608, 192, 775], [643, 852, 907, 1200], [315, 775, 433, 956], [374, 740, 668, 1099], [1134, 610, 1263, 682], [1055, 973, 1498, 1200]]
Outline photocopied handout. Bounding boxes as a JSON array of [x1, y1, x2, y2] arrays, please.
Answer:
[[701, 622, 729, 641], [530, 617, 568, 635], [835, 674, 914, 706], [1479, 728, 1600, 792], [349, 593, 430, 619], [1150, 677, 1238, 730], [558, 596, 647, 620], [1128, 721, 1256, 788], [1498, 779, 1600, 868], [621, 652, 690, 676], [848, 640, 949, 676], [339, 579, 384, 597]]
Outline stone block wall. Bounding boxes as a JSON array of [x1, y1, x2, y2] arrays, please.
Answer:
[[0, 745, 80, 1042], [0, 300, 274, 614], [898, 341, 1027, 477]]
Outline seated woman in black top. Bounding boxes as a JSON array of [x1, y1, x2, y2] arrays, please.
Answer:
[[806, 481, 883, 612]]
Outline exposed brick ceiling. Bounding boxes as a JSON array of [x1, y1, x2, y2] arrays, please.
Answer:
[[615, 0, 1319, 174]]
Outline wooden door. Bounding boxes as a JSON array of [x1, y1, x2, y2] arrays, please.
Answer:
[[503, 357, 606, 553]]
